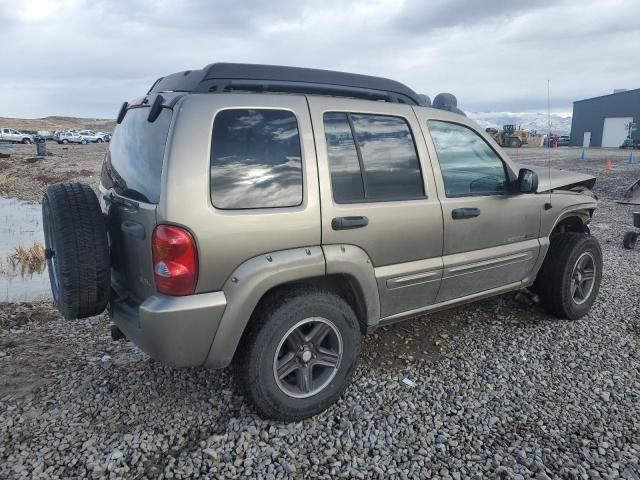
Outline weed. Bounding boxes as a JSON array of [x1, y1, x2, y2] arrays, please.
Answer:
[[0, 178, 9, 195], [7, 242, 46, 275]]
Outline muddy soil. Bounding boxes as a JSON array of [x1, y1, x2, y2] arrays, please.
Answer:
[[0, 142, 105, 203]]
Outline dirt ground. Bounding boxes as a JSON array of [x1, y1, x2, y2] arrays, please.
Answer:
[[0, 142, 106, 203]]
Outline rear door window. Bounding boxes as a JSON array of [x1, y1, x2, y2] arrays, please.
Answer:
[[102, 107, 172, 203], [210, 109, 303, 209], [324, 112, 424, 203]]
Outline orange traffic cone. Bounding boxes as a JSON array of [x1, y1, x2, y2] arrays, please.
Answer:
[[606, 160, 612, 172]]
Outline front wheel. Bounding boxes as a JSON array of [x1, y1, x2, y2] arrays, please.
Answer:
[[96, 138, 104, 143], [536, 233, 603, 319], [22, 138, 31, 144], [234, 288, 361, 421], [61, 139, 68, 144]]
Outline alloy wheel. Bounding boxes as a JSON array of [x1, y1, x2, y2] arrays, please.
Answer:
[[273, 317, 343, 398], [571, 251, 596, 305]]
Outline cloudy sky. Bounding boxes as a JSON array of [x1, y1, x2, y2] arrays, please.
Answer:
[[1, 0, 639, 118]]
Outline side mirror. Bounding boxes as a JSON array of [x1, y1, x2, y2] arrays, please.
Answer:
[[517, 168, 538, 193]]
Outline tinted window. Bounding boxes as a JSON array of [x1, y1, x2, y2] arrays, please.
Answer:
[[428, 121, 508, 197], [102, 107, 172, 203], [323, 113, 365, 203], [324, 113, 424, 203], [210, 109, 303, 209]]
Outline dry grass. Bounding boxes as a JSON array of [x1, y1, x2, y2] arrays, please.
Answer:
[[35, 169, 95, 185], [6, 242, 46, 275], [0, 177, 9, 195]]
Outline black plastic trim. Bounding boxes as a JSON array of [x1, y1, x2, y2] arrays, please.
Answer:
[[116, 102, 128, 124], [148, 62, 427, 106]]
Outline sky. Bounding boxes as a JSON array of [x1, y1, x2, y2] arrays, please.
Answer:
[[1, 0, 639, 119]]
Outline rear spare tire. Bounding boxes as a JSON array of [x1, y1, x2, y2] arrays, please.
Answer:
[[42, 182, 110, 319]]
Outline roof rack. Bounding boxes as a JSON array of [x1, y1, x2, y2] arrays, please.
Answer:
[[147, 62, 429, 106]]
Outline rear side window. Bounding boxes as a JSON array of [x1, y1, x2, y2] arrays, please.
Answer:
[[428, 121, 508, 197], [102, 107, 172, 203], [210, 109, 303, 209], [323, 112, 424, 203]]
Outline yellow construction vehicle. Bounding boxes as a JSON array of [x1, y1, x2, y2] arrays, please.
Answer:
[[486, 124, 527, 148]]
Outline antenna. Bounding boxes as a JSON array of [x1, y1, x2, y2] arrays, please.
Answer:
[[545, 80, 553, 210]]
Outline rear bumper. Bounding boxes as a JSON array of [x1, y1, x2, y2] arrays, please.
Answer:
[[111, 290, 227, 367]]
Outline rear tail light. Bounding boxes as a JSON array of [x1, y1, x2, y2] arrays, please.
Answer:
[[152, 225, 198, 296]]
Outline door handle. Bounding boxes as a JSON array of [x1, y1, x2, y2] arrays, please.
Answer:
[[331, 216, 369, 230], [452, 208, 481, 220]]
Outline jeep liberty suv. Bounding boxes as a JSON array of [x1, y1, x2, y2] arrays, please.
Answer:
[[42, 63, 602, 420]]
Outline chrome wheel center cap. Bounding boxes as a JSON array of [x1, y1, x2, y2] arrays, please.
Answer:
[[300, 350, 312, 363]]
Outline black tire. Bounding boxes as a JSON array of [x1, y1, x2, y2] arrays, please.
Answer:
[[623, 231, 638, 250], [234, 287, 361, 421], [22, 138, 31, 144], [97, 138, 104, 143], [536, 233, 602, 320], [42, 182, 110, 320], [62, 139, 68, 144]]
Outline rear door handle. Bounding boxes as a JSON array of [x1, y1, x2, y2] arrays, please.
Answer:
[[331, 216, 369, 230], [452, 208, 481, 219]]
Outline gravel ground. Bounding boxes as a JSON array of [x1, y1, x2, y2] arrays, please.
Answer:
[[1, 147, 640, 479]]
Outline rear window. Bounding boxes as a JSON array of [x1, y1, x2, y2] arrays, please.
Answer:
[[210, 109, 303, 209], [101, 107, 172, 203]]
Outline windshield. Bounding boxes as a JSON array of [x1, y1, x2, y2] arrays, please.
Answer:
[[101, 107, 172, 203]]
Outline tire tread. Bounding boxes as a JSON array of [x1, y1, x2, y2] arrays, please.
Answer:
[[43, 182, 110, 319]]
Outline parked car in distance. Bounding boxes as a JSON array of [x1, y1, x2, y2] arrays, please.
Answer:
[[57, 131, 88, 144], [78, 130, 107, 143], [0, 127, 34, 144], [557, 135, 571, 147], [98, 132, 112, 142], [42, 63, 603, 421]]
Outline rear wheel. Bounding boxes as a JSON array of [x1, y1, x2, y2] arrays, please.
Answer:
[[536, 233, 602, 319], [42, 182, 110, 319], [234, 288, 361, 420], [623, 231, 638, 249], [62, 139, 68, 144]]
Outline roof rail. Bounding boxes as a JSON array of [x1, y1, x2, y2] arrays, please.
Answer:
[[147, 62, 429, 106]]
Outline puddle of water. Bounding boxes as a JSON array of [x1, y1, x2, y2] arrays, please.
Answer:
[[0, 196, 51, 302]]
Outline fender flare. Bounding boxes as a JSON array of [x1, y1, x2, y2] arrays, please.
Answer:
[[204, 244, 381, 369], [548, 206, 593, 236]]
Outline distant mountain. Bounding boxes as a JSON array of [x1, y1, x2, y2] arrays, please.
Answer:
[[466, 112, 572, 136]]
